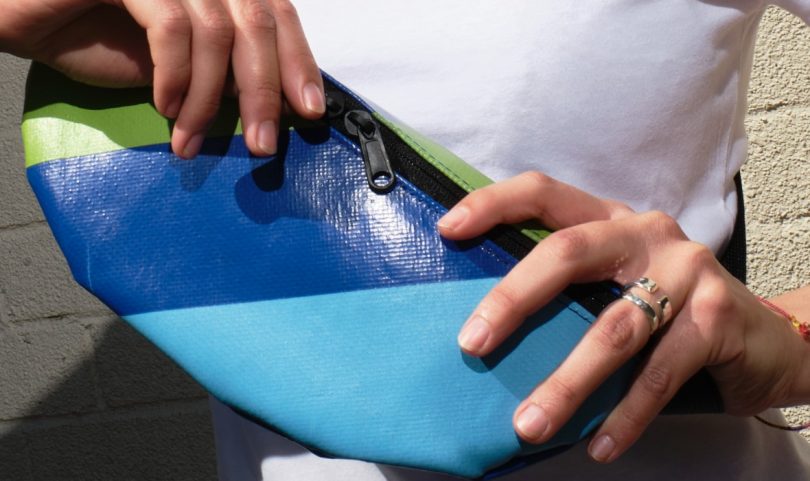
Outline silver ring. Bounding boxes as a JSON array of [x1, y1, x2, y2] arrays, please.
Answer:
[[622, 277, 673, 333], [657, 295, 672, 329], [622, 277, 658, 294], [621, 292, 660, 334]]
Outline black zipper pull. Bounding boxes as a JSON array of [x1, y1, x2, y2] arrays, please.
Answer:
[[325, 91, 344, 119], [344, 110, 396, 193]]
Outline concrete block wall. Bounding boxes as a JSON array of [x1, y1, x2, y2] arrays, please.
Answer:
[[0, 53, 215, 481], [745, 6, 810, 437], [0, 6, 808, 480]]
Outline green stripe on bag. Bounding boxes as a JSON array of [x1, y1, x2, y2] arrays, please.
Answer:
[[21, 63, 241, 167]]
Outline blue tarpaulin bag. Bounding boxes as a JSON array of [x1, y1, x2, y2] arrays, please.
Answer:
[[22, 64, 720, 479]]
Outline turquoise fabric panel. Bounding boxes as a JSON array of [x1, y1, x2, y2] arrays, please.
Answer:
[[126, 278, 630, 478]]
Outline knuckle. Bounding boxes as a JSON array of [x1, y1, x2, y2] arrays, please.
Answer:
[[199, 96, 223, 115], [198, 10, 234, 43], [594, 314, 638, 353], [156, 6, 192, 36], [521, 171, 554, 192], [521, 171, 553, 216], [641, 210, 684, 240], [615, 404, 648, 433], [270, 0, 301, 22], [691, 277, 734, 322], [606, 200, 633, 217], [637, 365, 673, 401], [542, 376, 580, 407], [681, 241, 716, 272], [246, 81, 283, 103], [186, 98, 222, 122], [239, 0, 278, 33], [485, 285, 522, 316], [544, 228, 589, 263], [463, 188, 497, 213]]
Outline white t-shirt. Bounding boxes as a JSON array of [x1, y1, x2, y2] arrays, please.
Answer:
[[212, 1, 810, 480]]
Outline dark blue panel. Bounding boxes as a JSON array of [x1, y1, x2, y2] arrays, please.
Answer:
[[28, 127, 515, 315]]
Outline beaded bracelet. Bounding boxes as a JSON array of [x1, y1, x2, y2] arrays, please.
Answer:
[[759, 297, 810, 343], [754, 297, 810, 431]]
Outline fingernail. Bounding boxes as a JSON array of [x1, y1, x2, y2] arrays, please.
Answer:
[[164, 99, 181, 119], [302, 82, 325, 115], [257, 120, 277, 155], [458, 315, 491, 353], [516, 403, 549, 440], [183, 133, 204, 159], [588, 434, 616, 463], [437, 206, 469, 231]]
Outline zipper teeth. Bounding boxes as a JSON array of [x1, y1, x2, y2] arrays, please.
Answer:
[[323, 80, 616, 315]]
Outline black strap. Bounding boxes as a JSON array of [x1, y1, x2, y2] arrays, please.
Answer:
[[719, 173, 747, 284]]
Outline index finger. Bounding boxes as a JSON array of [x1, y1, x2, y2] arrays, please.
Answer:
[[226, 0, 283, 156], [457, 218, 637, 357], [226, 0, 323, 157], [438, 172, 633, 239], [268, 0, 324, 118]]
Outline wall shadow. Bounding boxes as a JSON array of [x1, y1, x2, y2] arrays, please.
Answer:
[[0, 319, 217, 481]]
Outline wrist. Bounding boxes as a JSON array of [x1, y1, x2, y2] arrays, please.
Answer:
[[759, 297, 810, 404], [793, 338, 810, 403]]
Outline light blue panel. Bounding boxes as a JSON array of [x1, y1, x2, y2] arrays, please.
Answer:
[[126, 278, 630, 478]]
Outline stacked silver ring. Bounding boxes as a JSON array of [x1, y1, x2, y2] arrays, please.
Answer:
[[621, 277, 672, 334]]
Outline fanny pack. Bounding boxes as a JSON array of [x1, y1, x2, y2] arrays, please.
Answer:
[[22, 64, 721, 479]]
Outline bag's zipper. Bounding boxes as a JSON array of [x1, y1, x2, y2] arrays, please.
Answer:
[[322, 79, 618, 316], [344, 110, 396, 193]]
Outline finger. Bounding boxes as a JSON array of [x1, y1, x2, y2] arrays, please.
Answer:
[[457, 218, 642, 357], [268, 0, 325, 118], [513, 237, 709, 447], [512, 299, 653, 443], [512, 263, 692, 444], [585, 267, 750, 461], [437, 172, 633, 239], [120, 0, 192, 118], [226, 0, 283, 156], [34, 5, 154, 88], [586, 318, 707, 463], [459, 210, 694, 357], [170, 0, 234, 159]]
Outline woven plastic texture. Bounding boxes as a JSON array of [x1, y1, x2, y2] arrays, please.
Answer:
[[24, 70, 636, 478]]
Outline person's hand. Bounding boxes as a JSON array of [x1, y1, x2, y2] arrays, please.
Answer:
[[437, 172, 809, 463], [0, 0, 324, 159]]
